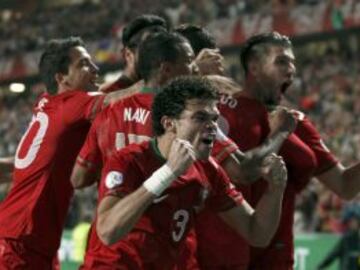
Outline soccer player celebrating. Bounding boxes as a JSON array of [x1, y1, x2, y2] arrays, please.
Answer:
[[73, 30, 198, 269], [100, 14, 168, 93], [202, 31, 360, 270], [71, 31, 196, 188], [87, 76, 288, 269], [0, 36, 131, 269]]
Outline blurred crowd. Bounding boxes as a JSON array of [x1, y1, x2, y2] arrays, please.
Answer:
[[286, 42, 360, 235], [0, 0, 355, 56]]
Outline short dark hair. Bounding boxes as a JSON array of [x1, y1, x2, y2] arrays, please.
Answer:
[[240, 32, 292, 75], [175, 24, 216, 55], [39, 36, 84, 94], [122, 14, 168, 49], [136, 31, 189, 82], [152, 76, 218, 136]]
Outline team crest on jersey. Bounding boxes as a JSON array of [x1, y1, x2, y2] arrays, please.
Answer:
[[105, 171, 123, 189]]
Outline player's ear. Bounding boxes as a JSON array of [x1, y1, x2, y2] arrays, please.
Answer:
[[159, 62, 173, 79], [248, 59, 260, 76], [55, 72, 67, 86], [161, 116, 176, 133], [123, 47, 133, 65]]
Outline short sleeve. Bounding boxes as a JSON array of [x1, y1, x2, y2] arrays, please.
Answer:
[[295, 115, 338, 175], [64, 91, 105, 124], [77, 117, 102, 171], [205, 159, 243, 212]]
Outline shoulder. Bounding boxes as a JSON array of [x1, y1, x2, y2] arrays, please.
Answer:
[[198, 157, 225, 178], [112, 141, 150, 163], [61, 90, 102, 102]]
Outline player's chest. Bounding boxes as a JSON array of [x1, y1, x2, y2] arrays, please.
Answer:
[[219, 104, 269, 149], [153, 168, 210, 211], [279, 134, 317, 186]]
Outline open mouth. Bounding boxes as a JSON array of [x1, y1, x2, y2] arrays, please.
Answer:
[[280, 81, 292, 94], [202, 138, 213, 145], [201, 134, 216, 146]]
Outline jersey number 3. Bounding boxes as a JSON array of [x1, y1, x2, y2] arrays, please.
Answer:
[[172, 209, 190, 242]]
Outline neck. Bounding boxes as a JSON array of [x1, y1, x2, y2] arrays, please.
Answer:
[[156, 133, 176, 160], [144, 78, 163, 89], [57, 85, 71, 94], [243, 76, 265, 105], [121, 67, 138, 83], [117, 73, 136, 87]]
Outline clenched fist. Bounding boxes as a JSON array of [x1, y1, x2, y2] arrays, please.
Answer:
[[166, 139, 196, 177], [261, 153, 287, 190], [195, 48, 225, 75], [269, 106, 297, 136]]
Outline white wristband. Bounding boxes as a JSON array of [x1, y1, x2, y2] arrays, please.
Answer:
[[143, 164, 177, 196]]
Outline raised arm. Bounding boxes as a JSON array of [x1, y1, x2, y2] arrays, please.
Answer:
[[221, 107, 297, 185], [218, 154, 287, 247], [316, 162, 360, 200], [71, 159, 100, 189], [97, 139, 195, 245], [103, 84, 140, 107], [295, 113, 360, 200]]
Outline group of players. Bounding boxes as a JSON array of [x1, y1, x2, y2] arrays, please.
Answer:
[[0, 13, 359, 270]]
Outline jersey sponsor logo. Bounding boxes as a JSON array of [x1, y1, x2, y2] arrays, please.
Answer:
[[105, 171, 123, 189], [124, 107, 151, 125], [153, 194, 169, 204]]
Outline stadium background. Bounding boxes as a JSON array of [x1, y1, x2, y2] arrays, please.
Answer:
[[1, 0, 360, 269]]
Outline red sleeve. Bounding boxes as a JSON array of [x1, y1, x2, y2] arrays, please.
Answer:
[[77, 116, 103, 171], [205, 158, 243, 212], [295, 115, 338, 175], [211, 127, 239, 164], [99, 152, 140, 198], [63, 91, 105, 124]]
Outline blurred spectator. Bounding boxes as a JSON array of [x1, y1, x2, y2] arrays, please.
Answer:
[[317, 211, 360, 270]]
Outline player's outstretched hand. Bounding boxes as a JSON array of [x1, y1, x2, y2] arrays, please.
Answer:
[[269, 106, 297, 135], [195, 48, 225, 75], [166, 139, 196, 177], [261, 154, 287, 191]]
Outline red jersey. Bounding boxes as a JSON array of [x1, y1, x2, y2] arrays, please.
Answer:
[[78, 87, 155, 171], [81, 140, 243, 269], [197, 94, 338, 268], [0, 90, 104, 258]]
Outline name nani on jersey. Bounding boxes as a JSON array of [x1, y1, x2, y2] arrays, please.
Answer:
[[124, 107, 151, 124]]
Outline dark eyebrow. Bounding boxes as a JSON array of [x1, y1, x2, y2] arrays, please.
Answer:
[[193, 110, 219, 119], [276, 54, 295, 63]]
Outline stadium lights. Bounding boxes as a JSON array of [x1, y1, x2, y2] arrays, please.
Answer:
[[9, 83, 25, 93]]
